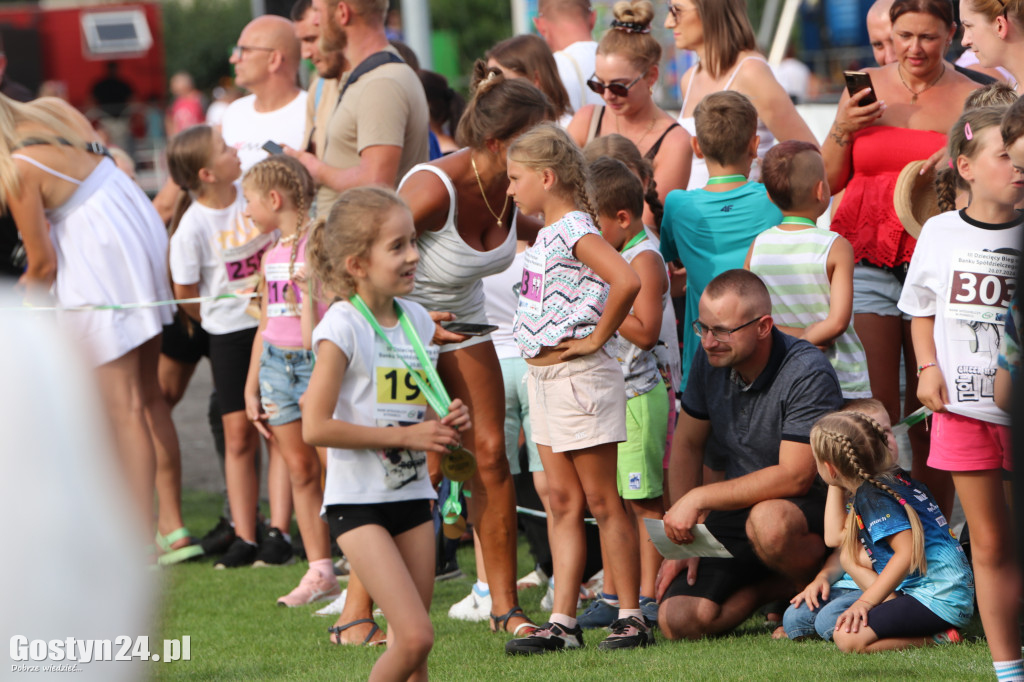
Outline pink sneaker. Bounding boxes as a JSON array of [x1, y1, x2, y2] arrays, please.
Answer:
[[277, 568, 342, 607]]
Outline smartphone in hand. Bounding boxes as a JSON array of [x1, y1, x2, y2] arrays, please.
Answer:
[[843, 71, 878, 106], [261, 140, 284, 155]]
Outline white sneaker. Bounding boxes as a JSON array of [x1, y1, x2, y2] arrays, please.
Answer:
[[313, 588, 347, 617], [516, 568, 548, 590], [447, 588, 492, 622], [540, 579, 585, 612]]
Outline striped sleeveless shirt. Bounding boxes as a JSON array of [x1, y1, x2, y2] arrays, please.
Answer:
[[749, 226, 870, 399]]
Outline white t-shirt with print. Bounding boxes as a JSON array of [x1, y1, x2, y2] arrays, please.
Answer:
[[314, 299, 440, 508], [898, 209, 1021, 425], [554, 40, 602, 114], [221, 91, 308, 173], [168, 185, 275, 335]]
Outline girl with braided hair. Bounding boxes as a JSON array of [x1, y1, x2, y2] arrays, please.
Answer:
[[809, 411, 974, 654], [241, 155, 340, 606], [504, 122, 652, 654]]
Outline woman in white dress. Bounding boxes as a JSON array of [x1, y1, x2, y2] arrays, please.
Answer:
[[0, 93, 172, 521]]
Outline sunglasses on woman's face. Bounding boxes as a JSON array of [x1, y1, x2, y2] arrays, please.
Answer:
[[586, 74, 643, 97]]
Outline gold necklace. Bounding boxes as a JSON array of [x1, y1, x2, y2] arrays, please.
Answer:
[[616, 113, 659, 151], [897, 63, 945, 104], [471, 154, 510, 229]]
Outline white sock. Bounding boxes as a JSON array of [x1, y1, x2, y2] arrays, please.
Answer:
[[473, 581, 489, 597], [995, 659, 1024, 682], [550, 613, 577, 629], [618, 608, 643, 621]]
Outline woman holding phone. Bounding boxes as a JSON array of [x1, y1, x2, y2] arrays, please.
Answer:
[[822, 0, 977, 516], [397, 64, 551, 635]]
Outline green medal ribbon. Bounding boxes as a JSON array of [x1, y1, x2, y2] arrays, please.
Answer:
[[620, 231, 647, 253], [705, 174, 746, 185], [350, 294, 451, 417], [349, 295, 477, 497], [779, 217, 818, 227]]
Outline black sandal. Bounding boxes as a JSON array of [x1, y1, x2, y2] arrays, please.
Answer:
[[328, 618, 385, 646], [490, 606, 537, 636]]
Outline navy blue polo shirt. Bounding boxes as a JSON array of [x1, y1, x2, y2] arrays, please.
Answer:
[[682, 327, 843, 480]]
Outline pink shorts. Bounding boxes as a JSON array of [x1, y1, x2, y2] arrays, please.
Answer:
[[526, 347, 627, 453], [928, 411, 1012, 472]]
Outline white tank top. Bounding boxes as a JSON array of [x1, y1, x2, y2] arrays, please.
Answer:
[[678, 56, 775, 189], [398, 163, 518, 324]]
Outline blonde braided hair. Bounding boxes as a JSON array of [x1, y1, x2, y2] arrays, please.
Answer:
[[507, 121, 599, 225], [811, 411, 928, 577], [242, 155, 316, 309]]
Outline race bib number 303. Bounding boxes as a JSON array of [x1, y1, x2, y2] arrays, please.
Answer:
[[947, 249, 1018, 323]]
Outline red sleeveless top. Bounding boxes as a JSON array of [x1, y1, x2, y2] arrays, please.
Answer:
[[831, 125, 946, 267]]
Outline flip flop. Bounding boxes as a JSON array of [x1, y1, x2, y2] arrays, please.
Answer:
[[155, 528, 205, 566], [328, 618, 386, 646]]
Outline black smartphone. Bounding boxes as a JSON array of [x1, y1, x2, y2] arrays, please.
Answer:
[[843, 71, 877, 106], [261, 140, 284, 155], [441, 322, 499, 336]]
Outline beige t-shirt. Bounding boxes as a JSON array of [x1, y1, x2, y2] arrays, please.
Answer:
[[303, 74, 343, 157], [315, 51, 429, 216]]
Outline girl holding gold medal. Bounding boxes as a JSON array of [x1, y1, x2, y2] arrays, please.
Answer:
[[303, 187, 471, 682]]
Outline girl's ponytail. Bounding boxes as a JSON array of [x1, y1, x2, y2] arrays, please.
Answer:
[[934, 165, 959, 214], [166, 125, 214, 236]]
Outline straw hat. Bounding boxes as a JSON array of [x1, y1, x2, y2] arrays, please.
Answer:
[[893, 159, 940, 240]]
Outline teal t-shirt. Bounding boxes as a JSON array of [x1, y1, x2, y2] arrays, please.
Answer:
[[660, 182, 783, 387]]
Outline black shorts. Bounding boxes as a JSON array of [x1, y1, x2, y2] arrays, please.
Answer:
[[867, 593, 954, 639], [325, 500, 433, 539], [160, 319, 209, 364], [662, 493, 826, 605], [208, 326, 257, 415]]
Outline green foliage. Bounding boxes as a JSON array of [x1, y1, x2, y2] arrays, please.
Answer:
[[428, 0, 511, 90], [162, 0, 252, 92]]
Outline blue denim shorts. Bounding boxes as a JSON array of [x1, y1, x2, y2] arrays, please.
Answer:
[[852, 263, 909, 319], [258, 342, 314, 426]]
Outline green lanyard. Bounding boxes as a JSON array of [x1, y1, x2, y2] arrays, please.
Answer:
[[349, 294, 451, 417], [706, 174, 746, 185], [620, 231, 647, 253], [779, 217, 817, 227], [350, 295, 475, 518]]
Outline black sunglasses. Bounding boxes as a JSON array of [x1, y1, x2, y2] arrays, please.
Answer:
[[586, 74, 643, 97]]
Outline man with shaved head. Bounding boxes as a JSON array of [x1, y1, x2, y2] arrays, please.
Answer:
[[866, 0, 896, 67], [223, 14, 307, 171], [656, 269, 843, 641], [534, 0, 602, 112]]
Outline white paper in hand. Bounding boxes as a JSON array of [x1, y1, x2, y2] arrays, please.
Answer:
[[644, 518, 733, 559]]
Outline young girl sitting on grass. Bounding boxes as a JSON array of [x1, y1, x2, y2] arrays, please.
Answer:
[[503, 122, 651, 655], [810, 411, 974, 653], [302, 187, 470, 682]]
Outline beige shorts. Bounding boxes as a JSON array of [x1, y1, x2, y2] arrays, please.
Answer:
[[526, 347, 627, 453]]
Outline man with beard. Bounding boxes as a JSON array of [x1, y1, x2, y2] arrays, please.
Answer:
[[291, 0, 347, 157], [288, 0, 428, 217]]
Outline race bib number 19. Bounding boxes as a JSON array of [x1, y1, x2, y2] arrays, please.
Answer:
[[373, 342, 433, 423]]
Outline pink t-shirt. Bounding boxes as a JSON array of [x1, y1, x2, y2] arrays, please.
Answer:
[[261, 236, 319, 349]]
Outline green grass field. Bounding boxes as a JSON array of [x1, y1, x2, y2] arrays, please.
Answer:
[[150, 490, 997, 681]]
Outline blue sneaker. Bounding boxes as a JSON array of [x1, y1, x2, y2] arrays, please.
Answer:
[[639, 597, 658, 626], [577, 598, 618, 629]]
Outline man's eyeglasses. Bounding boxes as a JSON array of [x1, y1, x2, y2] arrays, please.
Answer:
[[231, 44, 274, 60], [692, 316, 763, 342], [586, 74, 643, 97]]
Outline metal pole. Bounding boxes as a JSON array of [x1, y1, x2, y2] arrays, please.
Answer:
[[767, 0, 802, 66], [400, 0, 432, 70], [251, 0, 265, 19], [512, 0, 529, 36]]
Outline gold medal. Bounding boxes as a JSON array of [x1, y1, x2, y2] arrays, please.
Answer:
[[441, 445, 477, 482], [442, 514, 467, 539]]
